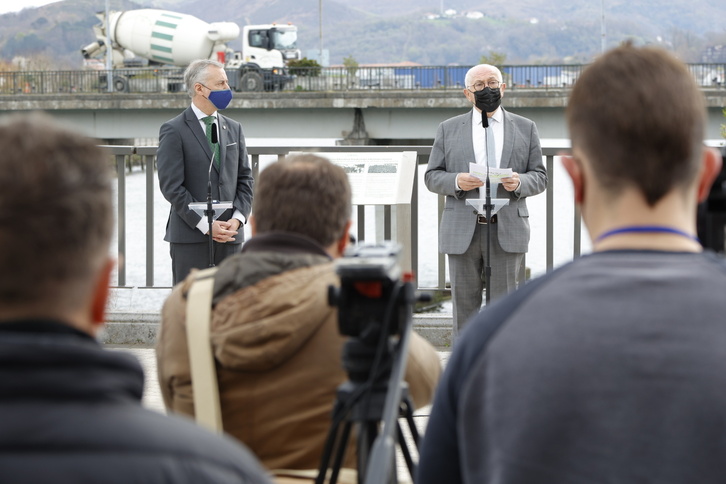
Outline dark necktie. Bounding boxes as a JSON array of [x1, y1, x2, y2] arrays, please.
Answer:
[[202, 115, 220, 168]]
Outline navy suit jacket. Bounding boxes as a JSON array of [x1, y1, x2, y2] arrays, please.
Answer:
[[157, 106, 254, 245]]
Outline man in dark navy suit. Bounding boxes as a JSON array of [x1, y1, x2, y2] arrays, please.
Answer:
[[158, 59, 254, 284]]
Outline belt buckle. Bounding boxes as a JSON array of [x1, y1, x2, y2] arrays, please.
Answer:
[[477, 214, 496, 224]]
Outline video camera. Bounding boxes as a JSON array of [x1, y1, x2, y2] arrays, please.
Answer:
[[328, 242, 410, 340], [320, 242, 428, 484]]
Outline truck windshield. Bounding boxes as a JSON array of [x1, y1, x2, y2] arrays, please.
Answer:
[[271, 29, 297, 50]]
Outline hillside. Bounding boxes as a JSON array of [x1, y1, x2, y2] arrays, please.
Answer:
[[0, 0, 723, 68]]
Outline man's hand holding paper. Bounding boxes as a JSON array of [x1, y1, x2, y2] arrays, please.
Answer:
[[501, 171, 521, 192], [456, 172, 484, 191], [469, 162, 513, 184]]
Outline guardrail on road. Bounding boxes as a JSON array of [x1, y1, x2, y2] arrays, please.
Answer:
[[2, 63, 723, 94]]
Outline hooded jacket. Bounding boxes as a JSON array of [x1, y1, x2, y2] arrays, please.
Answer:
[[156, 232, 441, 472]]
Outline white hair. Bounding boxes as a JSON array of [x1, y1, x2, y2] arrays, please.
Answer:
[[465, 64, 503, 88]]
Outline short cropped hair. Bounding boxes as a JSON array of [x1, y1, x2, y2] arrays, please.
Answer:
[[253, 154, 351, 247], [567, 42, 705, 206], [0, 113, 113, 313], [184, 59, 225, 97]]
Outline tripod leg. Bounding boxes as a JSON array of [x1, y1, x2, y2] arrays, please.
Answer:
[[401, 398, 420, 447], [329, 421, 354, 484], [357, 421, 378, 483], [317, 403, 353, 484], [397, 423, 416, 480], [394, 397, 420, 481]]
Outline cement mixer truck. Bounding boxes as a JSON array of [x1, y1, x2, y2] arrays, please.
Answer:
[[81, 9, 301, 92]]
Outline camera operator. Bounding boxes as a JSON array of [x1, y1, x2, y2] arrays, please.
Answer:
[[156, 154, 441, 478]]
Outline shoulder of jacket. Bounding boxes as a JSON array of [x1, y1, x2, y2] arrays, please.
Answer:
[[218, 113, 240, 128], [439, 112, 469, 129], [502, 109, 534, 127]]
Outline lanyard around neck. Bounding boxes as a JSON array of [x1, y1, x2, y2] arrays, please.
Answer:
[[595, 225, 700, 244]]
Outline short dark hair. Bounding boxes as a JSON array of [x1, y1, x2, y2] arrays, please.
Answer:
[[253, 154, 351, 247], [0, 113, 114, 313], [567, 42, 705, 206]]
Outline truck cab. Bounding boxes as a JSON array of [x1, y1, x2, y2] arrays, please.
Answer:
[[225, 24, 301, 91], [245, 24, 300, 65]]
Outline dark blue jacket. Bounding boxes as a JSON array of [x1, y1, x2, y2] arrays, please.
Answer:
[[0, 319, 271, 484]]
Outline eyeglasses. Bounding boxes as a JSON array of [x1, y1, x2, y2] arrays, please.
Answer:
[[467, 80, 501, 92]]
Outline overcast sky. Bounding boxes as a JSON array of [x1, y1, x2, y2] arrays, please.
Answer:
[[0, 0, 64, 15]]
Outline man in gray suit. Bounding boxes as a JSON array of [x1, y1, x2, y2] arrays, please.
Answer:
[[425, 64, 547, 336], [158, 59, 254, 285]]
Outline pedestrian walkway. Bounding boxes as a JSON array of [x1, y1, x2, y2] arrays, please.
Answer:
[[103, 286, 455, 348]]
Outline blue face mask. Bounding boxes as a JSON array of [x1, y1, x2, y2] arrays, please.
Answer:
[[205, 88, 233, 110]]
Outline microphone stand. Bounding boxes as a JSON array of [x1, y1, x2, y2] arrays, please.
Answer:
[[484, 164, 492, 305], [482, 114, 493, 305], [205, 123, 218, 268]]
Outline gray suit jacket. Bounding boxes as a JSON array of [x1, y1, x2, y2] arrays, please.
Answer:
[[157, 106, 254, 245], [425, 109, 546, 254]]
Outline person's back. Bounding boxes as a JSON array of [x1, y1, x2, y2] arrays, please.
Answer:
[[159, 238, 352, 470], [0, 113, 271, 484], [0, 323, 271, 483], [417, 43, 726, 483], [157, 155, 442, 473], [434, 250, 726, 483]]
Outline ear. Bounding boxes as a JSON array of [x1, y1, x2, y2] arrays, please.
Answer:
[[463, 88, 474, 105], [90, 257, 115, 328], [249, 214, 257, 236], [561, 154, 585, 204], [696, 147, 723, 203], [333, 220, 353, 258]]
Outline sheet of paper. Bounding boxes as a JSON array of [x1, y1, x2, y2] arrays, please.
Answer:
[[469, 163, 513, 184]]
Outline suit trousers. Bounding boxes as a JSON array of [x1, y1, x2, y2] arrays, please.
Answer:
[[448, 223, 523, 338], [170, 241, 240, 285]]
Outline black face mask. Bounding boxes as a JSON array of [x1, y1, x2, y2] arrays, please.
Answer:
[[473, 87, 502, 113]]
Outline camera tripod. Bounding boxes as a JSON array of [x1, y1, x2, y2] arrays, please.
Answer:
[[316, 280, 421, 484]]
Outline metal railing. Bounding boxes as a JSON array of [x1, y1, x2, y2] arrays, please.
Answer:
[[107, 145, 572, 291], [3, 63, 723, 94]]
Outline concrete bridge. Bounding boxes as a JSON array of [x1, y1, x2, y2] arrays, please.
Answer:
[[1, 88, 724, 143]]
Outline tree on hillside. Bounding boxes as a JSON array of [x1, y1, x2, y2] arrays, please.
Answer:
[[479, 51, 507, 66], [343, 55, 358, 76]]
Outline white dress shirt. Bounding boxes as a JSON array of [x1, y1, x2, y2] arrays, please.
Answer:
[[472, 107, 503, 168], [454, 107, 504, 192], [190, 103, 245, 234]]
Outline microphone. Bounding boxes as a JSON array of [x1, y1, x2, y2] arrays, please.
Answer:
[[206, 121, 218, 267], [208, 122, 218, 176], [485, 163, 491, 199]]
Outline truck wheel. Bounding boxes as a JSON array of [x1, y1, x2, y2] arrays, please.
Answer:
[[240, 71, 264, 92], [113, 76, 128, 93]]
